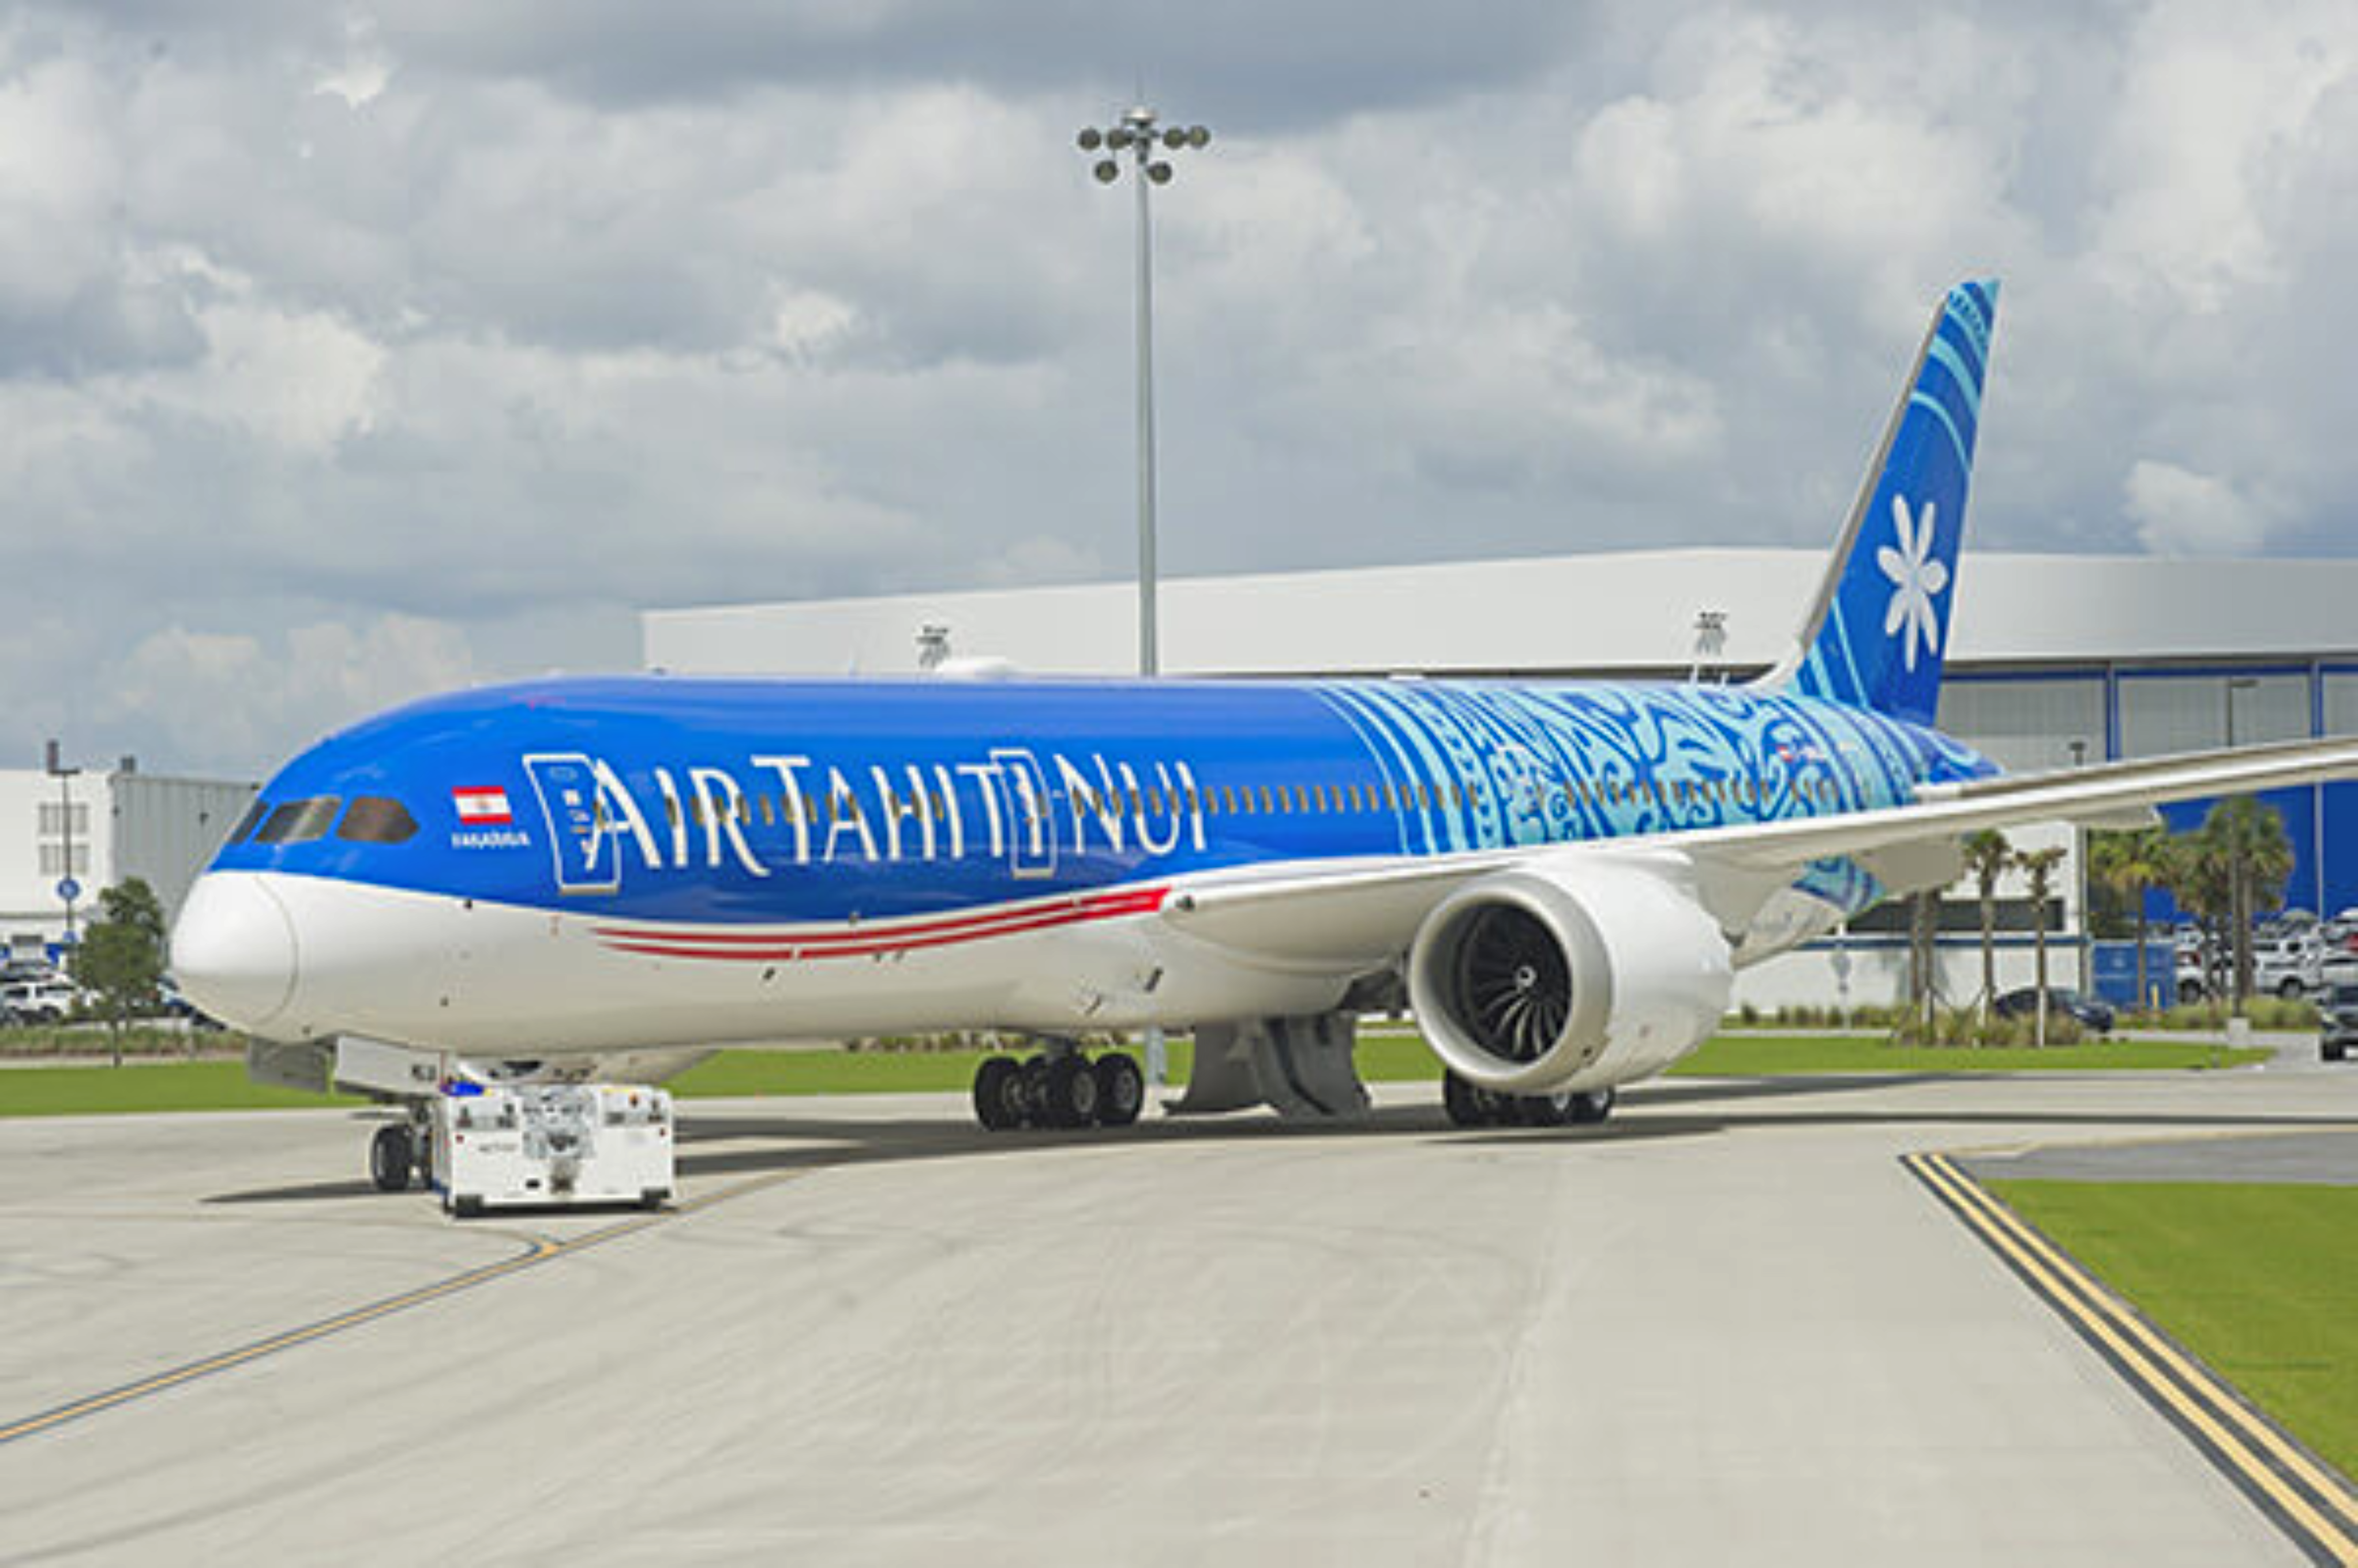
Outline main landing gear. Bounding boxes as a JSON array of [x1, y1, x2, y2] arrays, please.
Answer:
[[973, 1050, 1146, 1131], [1441, 1070, 1614, 1129]]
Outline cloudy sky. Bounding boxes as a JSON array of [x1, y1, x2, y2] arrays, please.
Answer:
[[2, 1, 2354, 777]]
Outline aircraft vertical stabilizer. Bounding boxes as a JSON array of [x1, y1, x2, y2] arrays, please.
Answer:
[[1764, 279, 1999, 726]]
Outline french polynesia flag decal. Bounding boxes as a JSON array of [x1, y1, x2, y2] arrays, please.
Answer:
[[452, 786, 513, 826]]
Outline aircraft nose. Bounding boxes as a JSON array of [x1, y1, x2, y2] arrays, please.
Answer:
[[172, 873, 298, 1032]]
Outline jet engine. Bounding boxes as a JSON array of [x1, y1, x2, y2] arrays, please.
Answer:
[[1405, 858, 1733, 1095]]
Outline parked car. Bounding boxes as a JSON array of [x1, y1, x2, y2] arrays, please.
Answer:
[[2322, 984, 2358, 1064], [1993, 986, 2117, 1034], [157, 979, 226, 1031], [0, 977, 83, 1024], [2173, 929, 2338, 1001]]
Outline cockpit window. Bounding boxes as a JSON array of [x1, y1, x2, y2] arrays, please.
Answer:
[[337, 797, 419, 845], [253, 797, 342, 845], [225, 798, 269, 845]]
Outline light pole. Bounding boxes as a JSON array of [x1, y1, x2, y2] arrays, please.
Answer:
[[2070, 737, 2090, 995], [2221, 677, 2261, 1016], [1078, 106, 1210, 680], [1080, 106, 1208, 1094], [44, 740, 81, 947]]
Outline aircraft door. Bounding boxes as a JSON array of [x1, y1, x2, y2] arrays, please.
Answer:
[[991, 748, 1056, 879], [523, 753, 621, 895]]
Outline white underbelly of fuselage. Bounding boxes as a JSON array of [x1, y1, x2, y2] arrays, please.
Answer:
[[239, 872, 1353, 1056]]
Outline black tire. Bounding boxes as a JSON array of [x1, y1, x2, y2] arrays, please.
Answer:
[[452, 1195, 485, 1219], [1517, 1091, 1578, 1127], [2326, 1042, 2347, 1063], [1042, 1055, 1099, 1128], [1092, 1054, 1145, 1127], [973, 1055, 1027, 1131], [1568, 1088, 1616, 1125], [369, 1124, 414, 1192], [1442, 1071, 1487, 1127], [2179, 980, 2203, 1004], [2280, 979, 2305, 1000]]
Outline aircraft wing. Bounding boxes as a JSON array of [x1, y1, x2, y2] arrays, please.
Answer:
[[1162, 734, 2358, 967], [1680, 733, 2358, 870]]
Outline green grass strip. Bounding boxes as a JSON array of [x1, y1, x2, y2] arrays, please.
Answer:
[[1985, 1180, 2358, 1483], [1666, 1034, 2269, 1076], [0, 1061, 364, 1117], [668, 1034, 1446, 1098], [0, 1030, 2271, 1117]]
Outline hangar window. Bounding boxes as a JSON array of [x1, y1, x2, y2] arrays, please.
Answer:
[[255, 797, 341, 845], [336, 797, 419, 845]]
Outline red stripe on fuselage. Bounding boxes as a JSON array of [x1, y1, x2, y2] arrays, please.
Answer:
[[590, 886, 1169, 962]]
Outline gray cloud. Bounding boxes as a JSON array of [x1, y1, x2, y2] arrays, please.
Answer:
[[1, 0, 2355, 779]]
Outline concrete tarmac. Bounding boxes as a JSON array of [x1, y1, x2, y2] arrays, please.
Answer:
[[4, 1063, 2356, 1566]]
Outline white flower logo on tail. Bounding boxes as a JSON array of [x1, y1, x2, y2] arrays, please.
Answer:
[[1877, 494, 1947, 672]]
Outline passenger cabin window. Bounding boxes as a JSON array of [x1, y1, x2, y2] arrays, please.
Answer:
[[254, 797, 341, 845], [337, 797, 419, 845]]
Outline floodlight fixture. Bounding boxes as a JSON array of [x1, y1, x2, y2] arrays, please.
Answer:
[[1094, 160, 1119, 184], [1078, 127, 1102, 151], [1148, 162, 1172, 185]]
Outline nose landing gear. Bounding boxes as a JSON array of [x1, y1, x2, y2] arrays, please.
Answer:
[[367, 1108, 439, 1193], [972, 1049, 1146, 1131]]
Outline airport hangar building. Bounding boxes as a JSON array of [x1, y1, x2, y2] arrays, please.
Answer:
[[1, 762, 259, 963], [645, 549, 2358, 1011]]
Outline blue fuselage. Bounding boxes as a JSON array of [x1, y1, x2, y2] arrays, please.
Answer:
[[209, 674, 1997, 928]]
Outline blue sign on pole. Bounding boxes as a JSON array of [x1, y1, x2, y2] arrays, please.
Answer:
[[55, 877, 81, 905]]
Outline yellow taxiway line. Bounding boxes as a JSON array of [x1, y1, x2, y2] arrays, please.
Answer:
[[0, 1166, 812, 1447], [1906, 1150, 2358, 1566]]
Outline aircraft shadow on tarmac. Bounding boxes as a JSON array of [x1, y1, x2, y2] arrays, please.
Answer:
[[200, 1074, 2341, 1206]]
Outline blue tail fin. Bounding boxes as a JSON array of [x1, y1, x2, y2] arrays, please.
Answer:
[[1772, 279, 1999, 726]]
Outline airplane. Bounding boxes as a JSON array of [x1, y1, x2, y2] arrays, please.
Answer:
[[171, 279, 2358, 1189]]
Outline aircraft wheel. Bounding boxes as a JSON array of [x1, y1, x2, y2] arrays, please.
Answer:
[[1042, 1055, 1099, 1128], [369, 1124, 414, 1192], [1442, 1071, 1487, 1127], [973, 1055, 1028, 1131], [1517, 1091, 1578, 1127], [1093, 1054, 1145, 1127], [1569, 1088, 1616, 1125]]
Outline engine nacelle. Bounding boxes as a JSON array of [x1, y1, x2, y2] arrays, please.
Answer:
[[1405, 857, 1734, 1095]]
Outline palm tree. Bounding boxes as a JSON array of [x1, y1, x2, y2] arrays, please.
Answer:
[[2199, 797, 2296, 1008], [2088, 826, 2176, 1012], [1962, 829, 2011, 1020], [2015, 846, 2067, 1043]]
